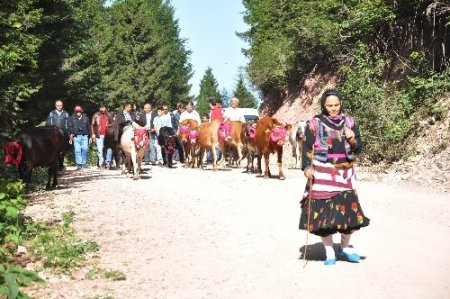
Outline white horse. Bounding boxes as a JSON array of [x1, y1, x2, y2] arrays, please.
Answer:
[[120, 125, 149, 180], [288, 121, 306, 169]]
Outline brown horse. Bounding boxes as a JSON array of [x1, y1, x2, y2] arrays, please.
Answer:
[[178, 119, 200, 168], [255, 117, 291, 180], [241, 120, 258, 173], [220, 121, 244, 167], [198, 120, 221, 170]]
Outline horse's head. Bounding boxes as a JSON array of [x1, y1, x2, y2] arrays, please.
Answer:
[[189, 129, 200, 145], [295, 121, 306, 142], [133, 129, 149, 149], [270, 124, 291, 146], [247, 123, 256, 140], [3, 140, 22, 167], [218, 122, 232, 142], [178, 125, 190, 144], [165, 135, 177, 154]]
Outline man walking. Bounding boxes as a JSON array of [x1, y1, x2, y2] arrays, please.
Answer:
[[91, 102, 113, 168], [46, 99, 70, 171], [160, 103, 184, 164], [140, 103, 157, 164], [68, 105, 91, 170], [179, 101, 201, 124]]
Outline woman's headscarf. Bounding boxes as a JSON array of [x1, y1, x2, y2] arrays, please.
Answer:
[[317, 89, 346, 129], [320, 89, 343, 116]]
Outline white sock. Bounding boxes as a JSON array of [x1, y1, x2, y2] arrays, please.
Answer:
[[321, 235, 335, 260]]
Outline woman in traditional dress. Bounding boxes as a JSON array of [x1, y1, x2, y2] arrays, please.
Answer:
[[299, 89, 370, 265]]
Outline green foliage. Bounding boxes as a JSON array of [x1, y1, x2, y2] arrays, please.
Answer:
[[232, 73, 258, 108], [340, 43, 411, 162], [103, 269, 126, 281], [0, 0, 192, 134], [0, 264, 46, 299], [221, 88, 231, 108], [196, 67, 222, 117], [0, 0, 44, 134], [0, 180, 26, 246], [85, 267, 126, 281], [101, 0, 192, 109], [243, 0, 449, 162], [30, 214, 100, 272], [0, 178, 45, 298]]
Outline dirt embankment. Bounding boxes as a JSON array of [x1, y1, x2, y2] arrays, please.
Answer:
[[259, 69, 450, 193]]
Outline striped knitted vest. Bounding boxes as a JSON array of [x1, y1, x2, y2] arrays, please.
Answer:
[[309, 116, 355, 163]]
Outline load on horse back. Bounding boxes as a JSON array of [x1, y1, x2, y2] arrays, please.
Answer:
[[120, 124, 149, 180]]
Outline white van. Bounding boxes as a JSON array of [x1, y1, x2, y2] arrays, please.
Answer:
[[223, 107, 260, 122]]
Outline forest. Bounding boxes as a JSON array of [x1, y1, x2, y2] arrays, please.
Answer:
[[2, 1, 448, 162], [241, 0, 449, 162]]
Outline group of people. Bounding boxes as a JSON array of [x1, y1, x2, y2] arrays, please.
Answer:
[[46, 88, 370, 266], [45, 96, 246, 170]]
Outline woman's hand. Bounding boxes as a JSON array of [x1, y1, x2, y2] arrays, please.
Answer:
[[344, 127, 356, 147], [304, 167, 314, 180]]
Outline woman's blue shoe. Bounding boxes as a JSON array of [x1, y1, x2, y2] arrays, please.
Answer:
[[337, 248, 360, 263], [324, 258, 336, 265]]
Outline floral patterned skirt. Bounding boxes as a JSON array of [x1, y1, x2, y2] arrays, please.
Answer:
[[299, 190, 370, 237]]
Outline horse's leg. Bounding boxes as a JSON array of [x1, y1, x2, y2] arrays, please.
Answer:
[[46, 166, 52, 190], [278, 146, 285, 180], [264, 152, 270, 179], [218, 142, 227, 168], [236, 142, 243, 167], [211, 144, 218, 171], [198, 148, 204, 169], [168, 150, 173, 168], [132, 149, 139, 180], [256, 150, 262, 175]]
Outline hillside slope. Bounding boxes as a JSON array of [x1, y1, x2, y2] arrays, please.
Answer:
[[261, 76, 449, 192]]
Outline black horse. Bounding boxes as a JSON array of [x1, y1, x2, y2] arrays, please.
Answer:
[[3, 126, 65, 189], [158, 127, 179, 168]]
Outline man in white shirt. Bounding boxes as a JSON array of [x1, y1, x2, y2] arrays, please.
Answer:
[[224, 97, 245, 123], [179, 101, 201, 124], [160, 103, 184, 164], [159, 103, 173, 130]]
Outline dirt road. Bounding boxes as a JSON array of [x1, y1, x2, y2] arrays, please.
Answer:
[[25, 162, 450, 299]]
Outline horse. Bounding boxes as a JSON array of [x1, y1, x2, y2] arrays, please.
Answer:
[[120, 125, 149, 180]]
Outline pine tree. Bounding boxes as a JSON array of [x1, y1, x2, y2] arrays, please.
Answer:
[[196, 67, 221, 117], [232, 73, 258, 108], [102, 0, 192, 109], [221, 88, 231, 108]]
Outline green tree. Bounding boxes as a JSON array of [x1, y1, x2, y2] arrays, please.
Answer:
[[196, 67, 221, 117], [21, 0, 82, 125], [102, 0, 192, 109], [221, 88, 231, 108], [0, 0, 45, 134], [232, 73, 258, 108], [64, 0, 110, 113]]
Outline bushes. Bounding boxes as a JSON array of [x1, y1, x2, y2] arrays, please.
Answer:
[[0, 176, 99, 296], [339, 43, 449, 163]]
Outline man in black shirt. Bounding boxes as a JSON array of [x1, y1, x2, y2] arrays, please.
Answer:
[[46, 99, 70, 171], [68, 105, 91, 170]]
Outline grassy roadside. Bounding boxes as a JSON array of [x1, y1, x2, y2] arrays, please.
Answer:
[[0, 166, 100, 298]]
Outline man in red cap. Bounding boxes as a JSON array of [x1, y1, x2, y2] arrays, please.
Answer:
[[91, 102, 113, 168], [68, 105, 91, 170]]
